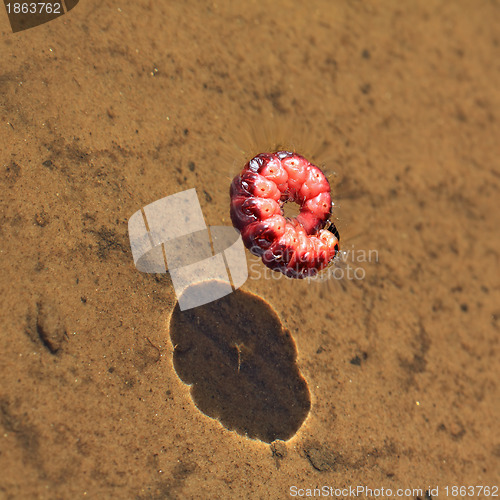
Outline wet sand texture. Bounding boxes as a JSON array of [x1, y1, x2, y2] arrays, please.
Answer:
[[0, 0, 499, 499]]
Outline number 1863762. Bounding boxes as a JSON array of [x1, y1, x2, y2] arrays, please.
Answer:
[[5, 2, 62, 14]]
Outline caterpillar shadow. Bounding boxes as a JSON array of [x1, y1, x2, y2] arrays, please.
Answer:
[[169, 282, 311, 443]]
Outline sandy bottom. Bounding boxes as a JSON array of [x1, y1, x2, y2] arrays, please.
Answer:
[[0, 1, 499, 499]]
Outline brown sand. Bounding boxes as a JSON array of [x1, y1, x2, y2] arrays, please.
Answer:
[[0, 1, 499, 498]]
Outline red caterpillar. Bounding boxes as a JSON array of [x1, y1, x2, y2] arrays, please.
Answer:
[[230, 151, 340, 279]]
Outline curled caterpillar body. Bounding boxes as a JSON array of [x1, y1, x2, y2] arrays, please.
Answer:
[[230, 151, 340, 278]]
